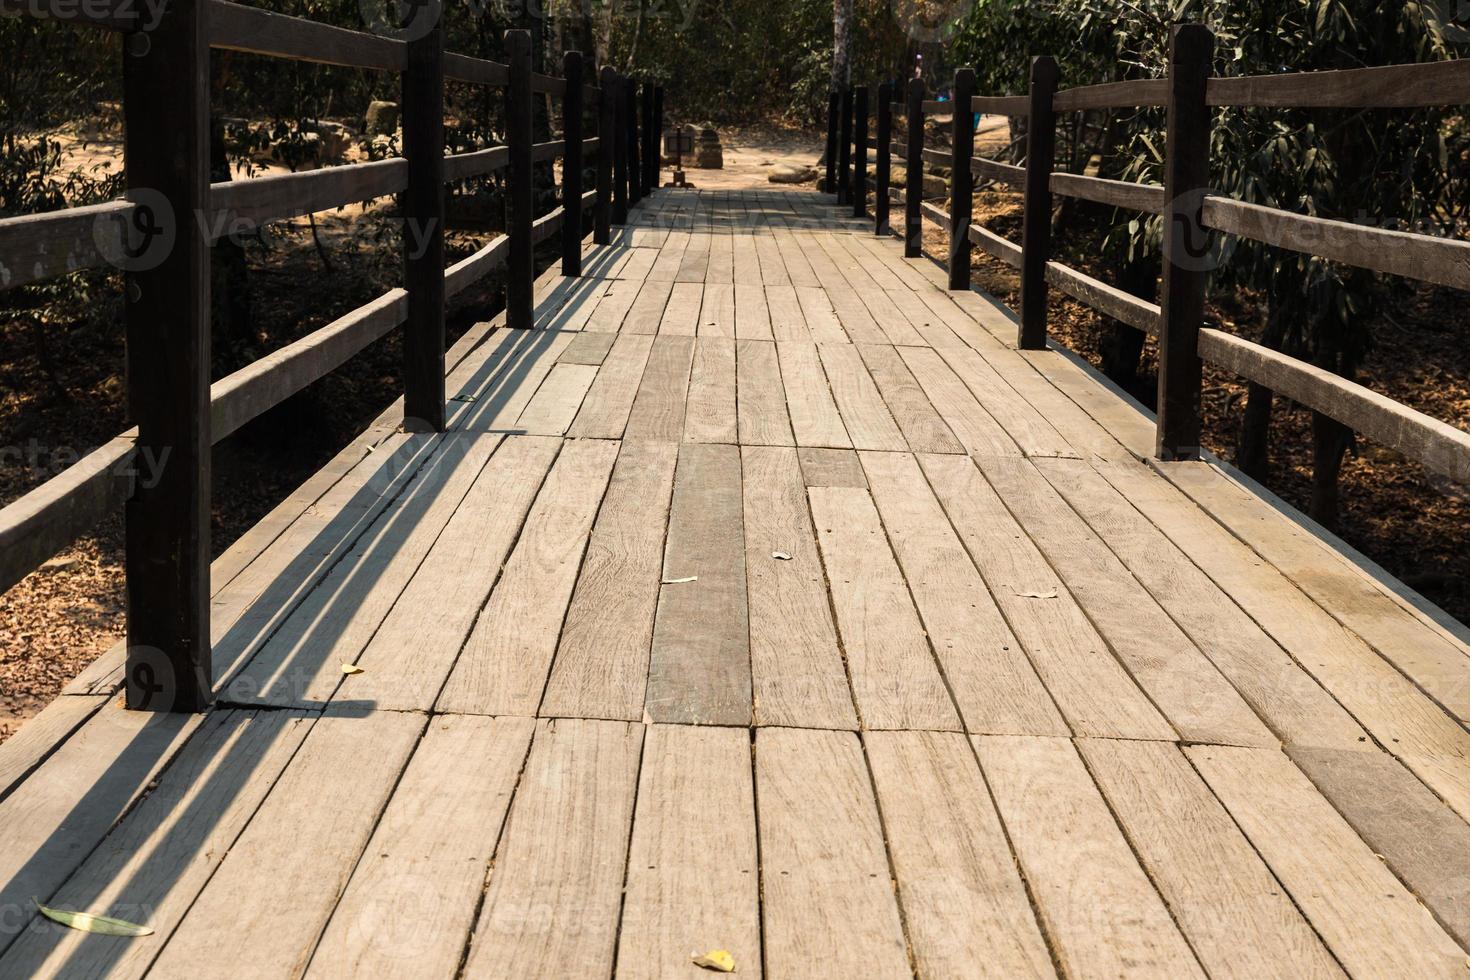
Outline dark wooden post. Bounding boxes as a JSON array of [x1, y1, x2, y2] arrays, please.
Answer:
[[1018, 56, 1060, 349], [595, 67, 614, 242], [875, 80, 891, 235], [626, 77, 641, 205], [825, 91, 839, 196], [562, 49, 584, 276], [653, 86, 665, 189], [403, 0, 445, 429], [642, 82, 657, 192], [837, 86, 853, 205], [123, 0, 211, 711], [1156, 23, 1214, 460], [948, 67, 975, 291], [612, 72, 628, 224], [904, 78, 925, 257], [505, 28, 533, 330], [852, 85, 869, 219]]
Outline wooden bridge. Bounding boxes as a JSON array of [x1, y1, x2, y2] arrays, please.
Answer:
[[5, 6, 1470, 978]]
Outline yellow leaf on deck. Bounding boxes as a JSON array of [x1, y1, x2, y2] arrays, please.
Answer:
[[692, 949, 735, 972], [341, 663, 365, 675], [34, 899, 154, 937]]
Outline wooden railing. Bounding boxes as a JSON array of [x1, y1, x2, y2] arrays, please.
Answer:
[[0, 0, 664, 710], [826, 24, 1470, 489]]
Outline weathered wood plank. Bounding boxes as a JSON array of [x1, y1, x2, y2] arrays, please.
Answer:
[[975, 735, 1206, 978], [1079, 739, 1345, 978], [776, 341, 851, 449], [620, 278, 675, 335], [624, 335, 695, 442], [764, 284, 812, 342], [921, 453, 1175, 740], [736, 339, 796, 446], [794, 286, 849, 343], [734, 282, 774, 340], [974, 454, 1274, 746], [684, 337, 739, 444], [615, 726, 761, 980], [899, 347, 1020, 456], [462, 719, 643, 979], [743, 447, 858, 730], [658, 281, 703, 336], [797, 446, 868, 487], [646, 443, 752, 725], [149, 710, 424, 978], [699, 282, 737, 337], [856, 343, 965, 454], [307, 716, 534, 978], [809, 486, 961, 731], [862, 452, 1068, 736], [866, 731, 1056, 979], [515, 362, 598, 435], [1036, 458, 1368, 749], [567, 333, 656, 439], [327, 435, 561, 712], [438, 439, 619, 716], [540, 441, 678, 721], [756, 728, 911, 979], [815, 344, 907, 452], [1188, 744, 1467, 976]]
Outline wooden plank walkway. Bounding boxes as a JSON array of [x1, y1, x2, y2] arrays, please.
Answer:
[[4, 187, 1470, 978]]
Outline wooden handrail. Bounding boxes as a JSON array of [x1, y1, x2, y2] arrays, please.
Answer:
[[1053, 78, 1167, 111], [1207, 59, 1470, 108], [972, 95, 1029, 116], [444, 52, 509, 86], [208, 0, 406, 72], [1050, 172, 1165, 213]]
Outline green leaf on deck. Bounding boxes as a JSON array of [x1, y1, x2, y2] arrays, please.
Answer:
[[34, 899, 154, 937]]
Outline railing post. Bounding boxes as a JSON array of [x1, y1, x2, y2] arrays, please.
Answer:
[[875, 80, 891, 235], [561, 50, 584, 276], [904, 78, 925, 257], [825, 91, 839, 197], [122, 0, 211, 711], [403, 0, 446, 428], [837, 85, 853, 205], [1019, 56, 1059, 349], [653, 86, 665, 189], [505, 28, 533, 330], [596, 67, 615, 240], [948, 67, 975, 291], [852, 85, 869, 219], [626, 77, 641, 205], [1157, 23, 1214, 460], [612, 72, 628, 224], [642, 82, 657, 192]]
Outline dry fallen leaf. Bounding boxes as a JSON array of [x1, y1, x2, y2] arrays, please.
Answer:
[[34, 899, 154, 937], [341, 663, 365, 675], [692, 949, 735, 973], [771, 551, 794, 561], [662, 576, 698, 584], [1013, 588, 1059, 599]]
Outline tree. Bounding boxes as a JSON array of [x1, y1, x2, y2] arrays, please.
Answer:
[[832, 0, 854, 89]]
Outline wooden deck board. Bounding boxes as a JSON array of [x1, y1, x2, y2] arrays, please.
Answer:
[[9, 189, 1470, 979]]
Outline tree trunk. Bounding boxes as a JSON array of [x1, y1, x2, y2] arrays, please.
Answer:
[[831, 0, 853, 89], [1236, 303, 1290, 480], [1098, 250, 1156, 397], [1309, 410, 1353, 529]]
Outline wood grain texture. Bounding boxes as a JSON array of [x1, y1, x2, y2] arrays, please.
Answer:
[[1078, 738, 1344, 979], [684, 337, 738, 443], [1188, 744, 1467, 976], [438, 439, 619, 716], [743, 447, 858, 730], [308, 716, 535, 979], [867, 731, 1055, 979], [797, 446, 868, 487], [646, 443, 752, 725], [757, 728, 911, 979], [149, 710, 424, 979], [973, 454, 1273, 747], [540, 440, 678, 721], [975, 735, 1206, 979], [624, 335, 695, 442], [462, 719, 643, 979], [776, 341, 851, 448], [856, 343, 965, 454], [862, 452, 1067, 736], [736, 339, 796, 446], [615, 726, 761, 980], [568, 332, 655, 439], [809, 486, 960, 731], [920, 453, 1175, 741], [815, 343, 906, 451]]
